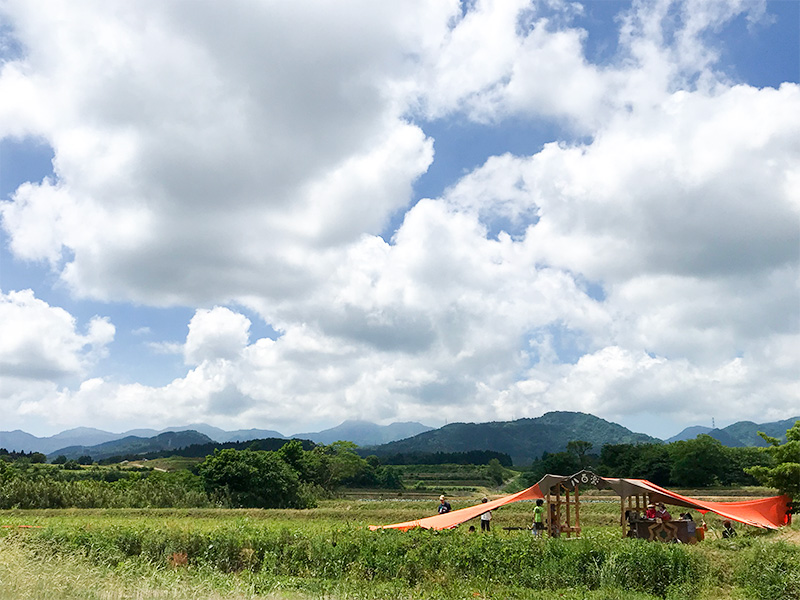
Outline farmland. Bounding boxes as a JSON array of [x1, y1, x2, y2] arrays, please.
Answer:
[[1, 491, 798, 600]]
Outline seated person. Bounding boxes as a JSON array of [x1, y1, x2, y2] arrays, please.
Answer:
[[645, 504, 657, 519], [722, 521, 737, 538], [655, 503, 671, 521], [682, 512, 697, 539]]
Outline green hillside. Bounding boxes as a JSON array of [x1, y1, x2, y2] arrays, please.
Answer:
[[47, 430, 214, 461], [722, 416, 799, 446], [366, 411, 658, 466]]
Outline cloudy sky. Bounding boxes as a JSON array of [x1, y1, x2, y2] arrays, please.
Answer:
[[1, 0, 798, 440]]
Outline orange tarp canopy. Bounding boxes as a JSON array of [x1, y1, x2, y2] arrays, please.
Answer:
[[621, 479, 791, 530], [368, 484, 544, 531], [369, 472, 791, 531]]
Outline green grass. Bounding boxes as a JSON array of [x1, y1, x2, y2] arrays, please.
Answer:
[[1, 497, 797, 600]]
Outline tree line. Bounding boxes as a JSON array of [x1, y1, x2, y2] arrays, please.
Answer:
[[0, 440, 402, 510], [523, 423, 798, 497]]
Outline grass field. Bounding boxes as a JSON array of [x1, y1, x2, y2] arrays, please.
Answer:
[[0, 491, 797, 600]]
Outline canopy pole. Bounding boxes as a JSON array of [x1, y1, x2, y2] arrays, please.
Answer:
[[620, 495, 627, 538]]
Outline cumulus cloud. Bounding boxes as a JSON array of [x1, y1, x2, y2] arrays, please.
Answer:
[[0, 289, 114, 380], [184, 307, 251, 366], [0, 0, 797, 437]]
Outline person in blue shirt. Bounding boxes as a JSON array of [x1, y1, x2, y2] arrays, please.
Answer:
[[438, 495, 451, 514]]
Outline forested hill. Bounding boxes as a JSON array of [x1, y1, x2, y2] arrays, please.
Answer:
[[365, 411, 658, 466], [666, 416, 799, 446], [48, 431, 214, 461]]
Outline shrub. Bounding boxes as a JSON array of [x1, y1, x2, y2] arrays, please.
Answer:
[[736, 540, 800, 600]]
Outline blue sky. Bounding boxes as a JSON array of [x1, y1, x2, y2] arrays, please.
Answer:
[[1, 0, 798, 439]]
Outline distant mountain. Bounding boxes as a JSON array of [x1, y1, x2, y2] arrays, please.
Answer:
[[0, 430, 43, 453], [1, 424, 286, 454], [665, 426, 713, 443], [0, 427, 121, 454], [223, 428, 285, 442], [292, 420, 433, 446], [722, 417, 798, 446], [666, 417, 798, 447], [366, 411, 659, 465], [706, 428, 744, 447], [48, 430, 214, 461]]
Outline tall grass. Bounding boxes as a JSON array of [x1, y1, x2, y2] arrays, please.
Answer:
[[1, 500, 795, 599], [0, 474, 210, 509], [7, 521, 707, 598]]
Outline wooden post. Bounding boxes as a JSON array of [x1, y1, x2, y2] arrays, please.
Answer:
[[565, 487, 571, 538], [546, 488, 551, 537], [620, 495, 627, 538], [575, 484, 580, 536]]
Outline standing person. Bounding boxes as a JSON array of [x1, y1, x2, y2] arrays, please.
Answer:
[[480, 497, 491, 532], [438, 495, 451, 514], [532, 499, 545, 538]]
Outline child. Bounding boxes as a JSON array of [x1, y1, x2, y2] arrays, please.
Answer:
[[722, 521, 737, 538], [532, 499, 545, 538], [645, 504, 657, 519]]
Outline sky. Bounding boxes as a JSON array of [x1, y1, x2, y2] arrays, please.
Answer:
[[0, 0, 798, 440]]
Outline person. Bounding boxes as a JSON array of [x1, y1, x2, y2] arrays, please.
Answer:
[[682, 512, 697, 542], [438, 495, 451, 514], [722, 521, 737, 538], [480, 497, 491, 532], [532, 499, 545, 538], [655, 503, 671, 521], [645, 504, 657, 519], [468, 525, 476, 533], [696, 519, 707, 542]]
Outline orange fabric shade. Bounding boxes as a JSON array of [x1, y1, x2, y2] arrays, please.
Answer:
[[368, 484, 544, 531], [623, 479, 791, 530], [369, 473, 791, 531]]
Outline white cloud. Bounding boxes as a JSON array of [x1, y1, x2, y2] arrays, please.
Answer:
[[184, 307, 251, 366], [0, 1, 797, 437], [0, 289, 114, 380]]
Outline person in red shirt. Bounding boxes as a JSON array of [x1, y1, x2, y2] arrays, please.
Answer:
[[655, 503, 672, 521], [645, 504, 657, 519]]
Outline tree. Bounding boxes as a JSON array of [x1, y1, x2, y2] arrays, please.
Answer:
[[746, 420, 800, 514], [52, 455, 68, 465], [487, 458, 505, 486], [668, 435, 728, 487], [197, 448, 312, 508], [77, 455, 93, 465], [524, 451, 580, 485], [566, 440, 593, 469]]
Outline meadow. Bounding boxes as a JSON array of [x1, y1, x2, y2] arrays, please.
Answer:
[[1, 491, 798, 600]]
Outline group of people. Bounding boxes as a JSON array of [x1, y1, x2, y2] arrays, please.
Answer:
[[645, 502, 672, 521], [441, 495, 546, 537], [441, 494, 738, 540]]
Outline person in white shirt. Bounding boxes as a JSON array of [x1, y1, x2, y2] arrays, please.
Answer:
[[480, 497, 491, 532]]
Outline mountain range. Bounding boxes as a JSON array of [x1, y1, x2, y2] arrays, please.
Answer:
[[364, 411, 660, 465], [0, 420, 431, 456], [3, 414, 796, 465], [665, 416, 798, 446]]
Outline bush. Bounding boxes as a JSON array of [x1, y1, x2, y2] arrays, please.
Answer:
[[736, 540, 800, 600], [198, 448, 313, 509]]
